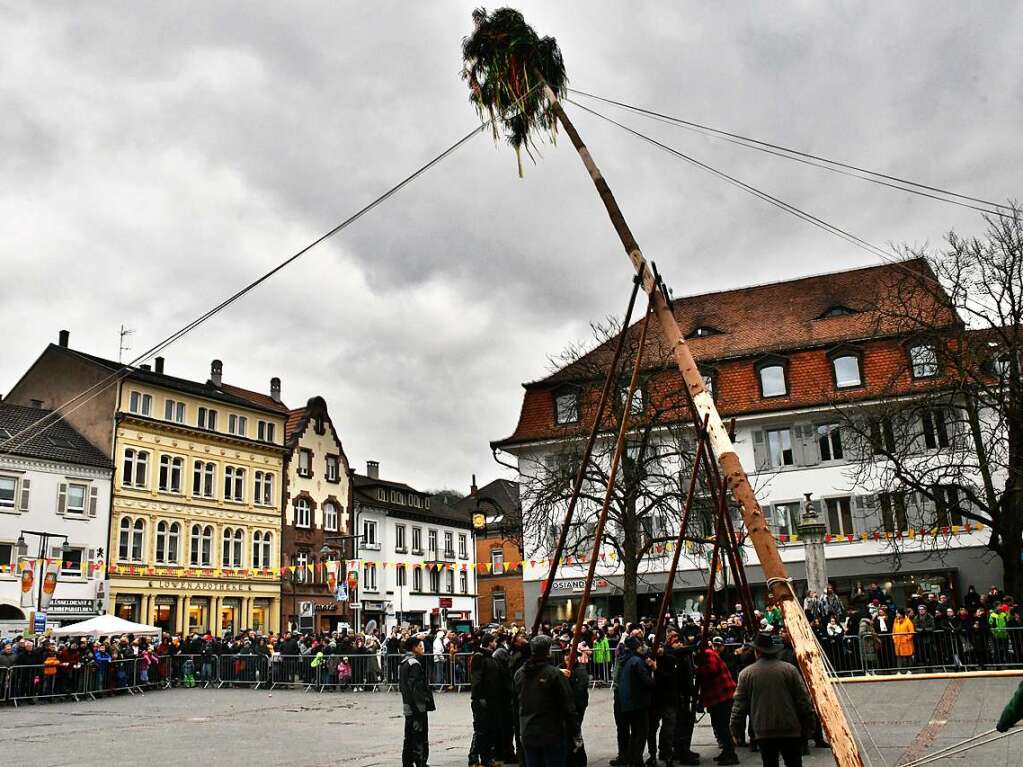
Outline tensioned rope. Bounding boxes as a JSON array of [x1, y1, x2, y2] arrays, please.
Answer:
[[564, 97, 1000, 322], [0, 121, 492, 458], [568, 88, 1011, 218]]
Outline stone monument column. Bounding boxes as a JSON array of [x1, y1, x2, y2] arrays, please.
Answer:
[[799, 492, 828, 596]]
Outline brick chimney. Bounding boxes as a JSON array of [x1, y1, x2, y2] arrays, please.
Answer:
[[270, 377, 281, 403], [58, 329, 69, 348], [155, 356, 165, 374], [210, 359, 223, 388], [366, 460, 379, 479]]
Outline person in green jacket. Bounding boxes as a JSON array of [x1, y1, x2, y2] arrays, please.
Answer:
[[996, 680, 1023, 732], [989, 605, 1010, 664], [592, 631, 612, 683]]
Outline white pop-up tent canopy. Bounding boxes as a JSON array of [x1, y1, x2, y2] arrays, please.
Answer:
[[50, 614, 161, 638]]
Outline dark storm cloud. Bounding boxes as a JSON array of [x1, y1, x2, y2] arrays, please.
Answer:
[[2, 1, 1021, 489]]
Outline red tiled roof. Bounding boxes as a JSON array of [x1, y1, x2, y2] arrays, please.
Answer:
[[221, 383, 289, 414], [494, 259, 959, 448], [286, 408, 306, 441]]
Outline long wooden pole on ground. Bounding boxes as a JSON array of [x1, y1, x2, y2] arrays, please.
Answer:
[[545, 85, 864, 767], [532, 277, 641, 634], [566, 303, 652, 669]]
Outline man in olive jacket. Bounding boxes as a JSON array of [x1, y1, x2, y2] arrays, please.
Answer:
[[399, 636, 436, 767], [731, 633, 816, 767]]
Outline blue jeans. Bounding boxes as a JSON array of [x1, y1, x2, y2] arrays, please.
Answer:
[[524, 742, 566, 767]]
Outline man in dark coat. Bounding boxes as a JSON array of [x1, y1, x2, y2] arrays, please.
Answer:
[[469, 633, 502, 767], [514, 635, 578, 767], [399, 636, 436, 767], [611, 635, 656, 767], [647, 634, 680, 767]]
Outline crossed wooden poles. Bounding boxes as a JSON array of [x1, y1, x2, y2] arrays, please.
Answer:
[[529, 277, 758, 668]]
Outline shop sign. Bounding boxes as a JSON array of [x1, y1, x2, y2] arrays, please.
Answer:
[[33, 612, 47, 634], [47, 599, 98, 615], [364, 600, 387, 611], [151, 580, 253, 592], [313, 603, 338, 612], [439, 597, 453, 608], [552, 579, 586, 592]]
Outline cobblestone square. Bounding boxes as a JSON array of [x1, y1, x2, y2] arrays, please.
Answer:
[[2, 678, 1019, 766]]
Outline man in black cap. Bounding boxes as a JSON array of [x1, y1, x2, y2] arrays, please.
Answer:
[[469, 632, 502, 767], [399, 635, 436, 767], [514, 635, 579, 767], [730, 633, 815, 767]]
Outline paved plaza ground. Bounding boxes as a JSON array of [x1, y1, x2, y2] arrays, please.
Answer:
[[2, 677, 1020, 766]]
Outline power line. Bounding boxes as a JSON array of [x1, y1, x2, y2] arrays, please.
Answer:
[[0, 122, 488, 457], [568, 88, 1012, 219], [564, 97, 997, 319]]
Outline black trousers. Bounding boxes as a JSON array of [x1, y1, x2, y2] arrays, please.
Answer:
[[673, 700, 696, 757], [624, 708, 649, 766], [403, 712, 430, 767], [647, 704, 677, 761], [709, 700, 736, 756], [757, 737, 803, 767], [614, 700, 629, 759], [468, 700, 497, 765]]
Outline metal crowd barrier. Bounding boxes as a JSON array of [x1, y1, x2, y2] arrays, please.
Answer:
[[217, 653, 267, 688]]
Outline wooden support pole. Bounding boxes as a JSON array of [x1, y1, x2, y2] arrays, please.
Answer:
[[567, 303, 652, 669], [650, 415, 709, 656], [532, 276, 641, 634], [546, 85, 864, 767]]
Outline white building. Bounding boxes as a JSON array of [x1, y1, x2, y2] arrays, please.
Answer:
[[492, 261, 998, 625], [352, 462, 475, 631], [0, 403, 113, 634]]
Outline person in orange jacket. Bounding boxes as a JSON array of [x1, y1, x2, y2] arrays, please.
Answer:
[[892, 609, 916, 674]]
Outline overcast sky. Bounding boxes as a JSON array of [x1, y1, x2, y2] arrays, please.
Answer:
[[2, 2, 1021, 492]]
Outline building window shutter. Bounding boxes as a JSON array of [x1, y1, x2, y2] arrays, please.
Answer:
[[87, 548, 97, 579], [18, 478, 30, 512], [793, 423, 820, 466], [57, 482, 68, 515], [751, 430, 769, 471], [853, 494, 880, 533], [88, 486, 99, 517]]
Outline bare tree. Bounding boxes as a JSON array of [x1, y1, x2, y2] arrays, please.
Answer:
[[520, 316, 714, 622], [836, 205, 1023, 595]]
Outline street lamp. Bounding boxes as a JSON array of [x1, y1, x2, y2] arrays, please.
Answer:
[[18, 529, 72, 633]]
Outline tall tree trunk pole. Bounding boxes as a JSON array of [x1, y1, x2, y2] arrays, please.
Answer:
[[532, 277, 641, 634], [567, 304, 652, 669], [545, 87, 864, 767]]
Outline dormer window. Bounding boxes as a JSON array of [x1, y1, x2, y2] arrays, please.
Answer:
[[687, 325, 723, 339], [554, 387, 579, 425], [818, 305, 859, 319], [620, 385, 644, 415], [755, 357, 789, 398], [908, 342, 939, 379], [699, 367, 717, 398], [828, 347, 864, 389]]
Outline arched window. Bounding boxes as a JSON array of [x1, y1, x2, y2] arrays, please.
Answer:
[[131, 518, 145, 561], [254, 471, 273, 505], [224, 467, 244, 502], [190, 524, 202, 566], [260, 532, 272, 569], [122, 448, 149, 488], [756, 358, 788, 398], [830, 351, 863, 389], [413, 566, 423, 592], [118, 517, 132, 561], [201, 525, 213, 566], [909, 343, 939, 378], [252, 530, 262, 568], [295, 498, 311, 528], [323, 502, 338, 532], [156, 521, 168, 563], [222, 528, 243, 567]]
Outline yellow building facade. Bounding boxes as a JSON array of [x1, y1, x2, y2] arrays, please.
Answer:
[[106, 366, 287, 635]]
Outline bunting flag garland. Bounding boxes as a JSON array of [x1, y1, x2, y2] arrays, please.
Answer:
[[54, 519, 989, 581]]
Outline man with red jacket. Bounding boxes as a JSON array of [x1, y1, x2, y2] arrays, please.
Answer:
[[696, 641, 739, 765]]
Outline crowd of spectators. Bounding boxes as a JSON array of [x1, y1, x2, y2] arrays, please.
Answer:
[[2, 581, 1021, 705]]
